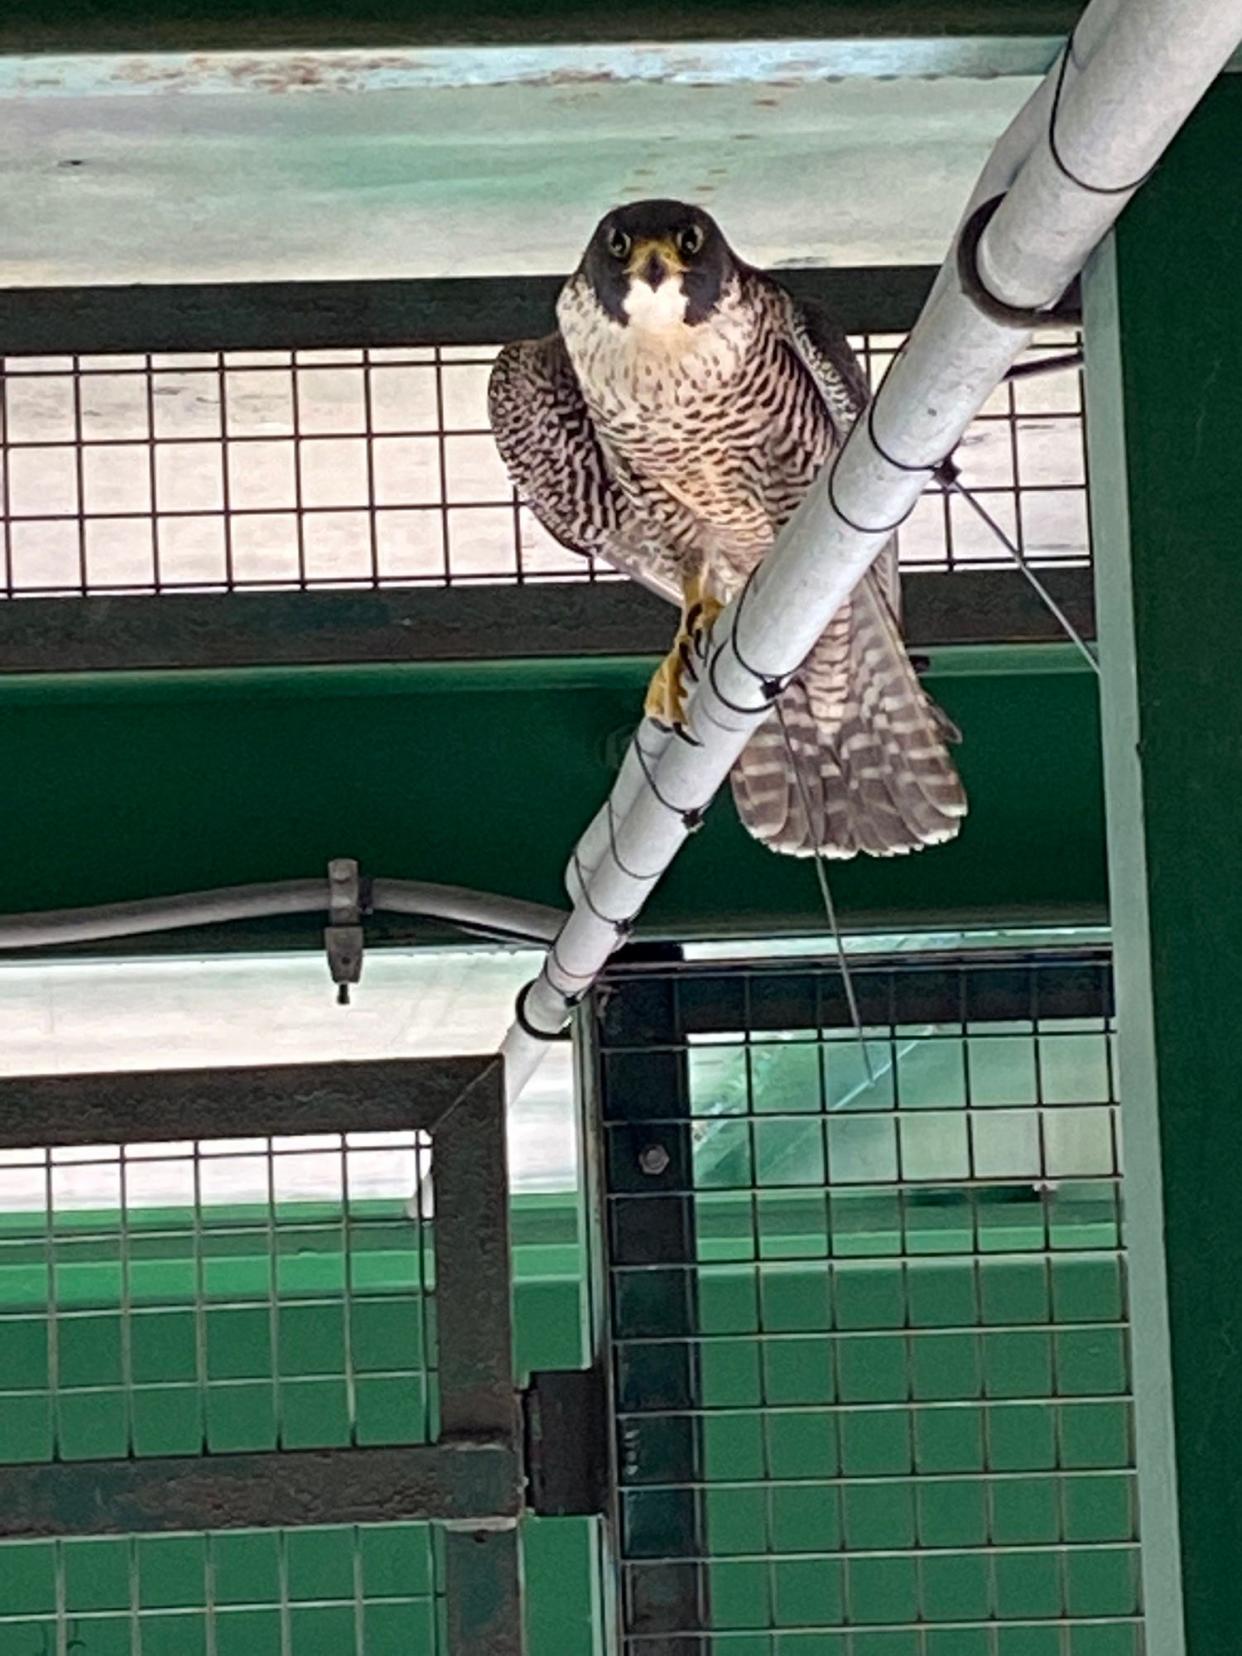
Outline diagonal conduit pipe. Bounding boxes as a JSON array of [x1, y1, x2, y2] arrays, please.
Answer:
[[502, 0, 1242, 1097]]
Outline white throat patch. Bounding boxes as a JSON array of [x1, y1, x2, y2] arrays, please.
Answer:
[[622, 277, 689, 337]]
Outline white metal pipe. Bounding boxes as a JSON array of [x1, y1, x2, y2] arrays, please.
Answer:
[[0, 879, 564, 950], [0, 882, 327, 948], [502, 0, 1242, 1097], [922, 0, 1126, 315], [370, 880, 564, 944]]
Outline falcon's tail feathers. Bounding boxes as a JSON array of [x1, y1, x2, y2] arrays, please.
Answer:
[[729, 581, 967, 858]]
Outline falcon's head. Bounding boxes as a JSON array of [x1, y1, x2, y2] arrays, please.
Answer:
[[573, 200, 737, 335]]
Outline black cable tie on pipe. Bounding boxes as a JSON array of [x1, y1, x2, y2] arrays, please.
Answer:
[[605, 797, 664, 884], [956, 33, 1154, 332], [725, 570, 797, 702], [632, 738, 710, 832], [514, 979, 571, 1043], [864, 399, 962, 488], [826, 455, 916, 538], [1048, 38, 1156, 197], [955, 195, 1071, 330], [726, 568, 770, 679], [546, 942, 604, 990], [571, 850, 637, 931], [864, 400, 940, 478], [706, 641, 783, 718]]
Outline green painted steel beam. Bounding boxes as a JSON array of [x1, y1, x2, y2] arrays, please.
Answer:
[[0, 650, 1105, 939], [0, 572, 1095, 678], [1084, 76, 1242, 1656]]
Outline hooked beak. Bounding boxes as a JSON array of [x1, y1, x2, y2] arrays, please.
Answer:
[[626, 237, 684, 290]]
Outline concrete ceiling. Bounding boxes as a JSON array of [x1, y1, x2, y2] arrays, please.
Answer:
[[0, 42, 1050, 285]]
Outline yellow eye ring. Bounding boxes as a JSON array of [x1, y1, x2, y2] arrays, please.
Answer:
[[607, 227, 632, 260], [679, 224, 705, 257]]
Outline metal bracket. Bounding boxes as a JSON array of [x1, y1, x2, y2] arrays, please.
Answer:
[[523, 1367, 608, 1518], [324, 856, 364, 1004]]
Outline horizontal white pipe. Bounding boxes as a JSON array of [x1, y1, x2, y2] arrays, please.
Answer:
[[370, 881, 564, 944], [502, 0, 1242, 1100], [0, 879, 564, 950]]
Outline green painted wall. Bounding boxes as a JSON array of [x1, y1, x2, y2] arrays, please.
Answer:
[[1, 650, 1104, 937], [1085, 76, 1242, 1656]]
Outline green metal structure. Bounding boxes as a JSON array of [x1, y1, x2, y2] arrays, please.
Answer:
[[1086, 73, 1242, 1656]]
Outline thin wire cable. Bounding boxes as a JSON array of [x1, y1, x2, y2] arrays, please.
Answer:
[[945, 472, 1100, 673], [772, 698, 876, 1086], [1004, 349, 1084, 382]]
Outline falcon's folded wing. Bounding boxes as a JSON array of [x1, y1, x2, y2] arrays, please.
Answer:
[[488, 333, 681, 604]]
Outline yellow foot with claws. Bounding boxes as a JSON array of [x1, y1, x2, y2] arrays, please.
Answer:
[[644, 590, 724, 740]]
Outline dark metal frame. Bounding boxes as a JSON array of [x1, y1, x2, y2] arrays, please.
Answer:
[[0, 1055, 523, 1656], [0, 10, 1084, 57], [0, 269, 942, 358], [582, 942, 1118, 1651], [0, 566, 1095, 676]]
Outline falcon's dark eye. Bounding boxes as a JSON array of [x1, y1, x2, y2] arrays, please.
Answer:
[[678, 223, 705, 258], [607, 227, 632, 260]]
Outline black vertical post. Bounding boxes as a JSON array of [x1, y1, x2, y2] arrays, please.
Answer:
[[589, 943, 709, 1655]]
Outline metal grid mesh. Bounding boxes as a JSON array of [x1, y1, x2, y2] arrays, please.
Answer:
[[595, 952, 1138, 1655], [0, 1130, 436, 1463], [0, 1523, 441, 1656], [0, 333, 1087, 599]]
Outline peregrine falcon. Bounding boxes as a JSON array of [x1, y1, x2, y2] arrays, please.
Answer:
[[489, 200, 966, 857]]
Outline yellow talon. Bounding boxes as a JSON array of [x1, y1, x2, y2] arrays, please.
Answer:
[[644, 650, 688, 728], [644, 575, 724, 733]]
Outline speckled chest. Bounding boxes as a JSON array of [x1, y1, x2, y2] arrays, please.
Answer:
[[557, 275, 834, 556]]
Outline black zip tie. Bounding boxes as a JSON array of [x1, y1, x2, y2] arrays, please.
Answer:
[[864, 397, 960, 486], [1048, 38, 1156, 197], [728, 568, 770, 678], [701, 566, 796, 705], [706, 637, 784, 718], [956, 195, 1071, 330], [826, 453, 916, 538], [548, 941, 611, 988], [860, 333, 967, 487], [571, 849, 639, 933], [605, 795, 665, 883], [957, 34, 1152, 331], [514, 978, 571, 1043], [633, 734, 709, 832]]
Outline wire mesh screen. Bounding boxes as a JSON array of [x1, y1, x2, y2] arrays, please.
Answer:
[[0, 1129, 435, 1463], [0, 1058, 527, 1656], [0, 1523, 441, 1656], [592, 950, 1138, 1655], [0, 333, 1087, 599]]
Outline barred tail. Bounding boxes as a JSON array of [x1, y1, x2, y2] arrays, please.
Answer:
[[729, 573, 967, 858]]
